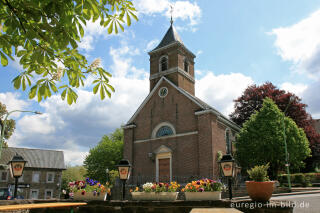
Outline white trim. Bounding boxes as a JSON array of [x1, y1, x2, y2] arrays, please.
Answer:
[[159, 55, 168, 72], [30, 189, 39, 199], [149, 67, 195, 83], [195, 109, 219, 116], [44, 189, 53, 199], [155, 150, 172, 183], [158, 87, 168, 98], [135, 131, 198, 144], [152, 122, 176, 138], [46, 172, 55, 183], [121, 124, 136, 129]]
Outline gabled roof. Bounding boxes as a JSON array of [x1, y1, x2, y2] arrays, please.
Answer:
[[124, 77, 240, 131], [152, 24, 183, 52], [0, 147, 66, 170]]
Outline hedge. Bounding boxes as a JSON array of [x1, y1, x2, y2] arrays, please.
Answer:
[[278, 173, 320, 187]]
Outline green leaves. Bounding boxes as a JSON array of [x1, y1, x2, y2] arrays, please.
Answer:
[[0, 0, 138, 105]]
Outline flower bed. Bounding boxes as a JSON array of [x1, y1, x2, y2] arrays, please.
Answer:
[[68, 178, 110, 200], [131, 182, 180, 201], [182, 179, 223, 201]]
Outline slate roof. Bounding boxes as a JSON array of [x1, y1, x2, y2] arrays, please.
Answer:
[[0, 147, 66, 170], [152, 24, 183, 51]]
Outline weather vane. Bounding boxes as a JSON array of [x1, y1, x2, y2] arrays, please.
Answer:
[[170, 5, 174, 25]]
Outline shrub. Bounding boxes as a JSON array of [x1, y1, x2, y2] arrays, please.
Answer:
[[247, 164, 270, 182]]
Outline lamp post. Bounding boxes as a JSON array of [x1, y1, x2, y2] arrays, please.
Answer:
[[116, 159, 131, 200], [106, 168, 110, 183], [8, 153, 27, 199], [282, 97, 294, 192], [0, 110, 41, 168], [219, 154, 235, 200]]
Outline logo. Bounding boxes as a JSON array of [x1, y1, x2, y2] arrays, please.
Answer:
[[13, 164, 22, 171]]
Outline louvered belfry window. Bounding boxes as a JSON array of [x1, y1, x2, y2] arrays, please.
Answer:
[[160, 57, 168, 71], [156, 126, 173, 137]]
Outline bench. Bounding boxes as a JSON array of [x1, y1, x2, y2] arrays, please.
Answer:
[[0, 202, 87, 212]]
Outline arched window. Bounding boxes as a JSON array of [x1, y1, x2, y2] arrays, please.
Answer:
[[160, 56, 168, 71], [184, 59, 189, 72], [156, 126, 174, 138]]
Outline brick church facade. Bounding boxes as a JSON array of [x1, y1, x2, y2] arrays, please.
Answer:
[[123, 23, 240, 183]]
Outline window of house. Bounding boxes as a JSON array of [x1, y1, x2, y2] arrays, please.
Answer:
[[160, 56, 168, 71], [30, 189, 39, 199], [32, 172, 40, 183], [0, 171, 8, 182], [156, 126, 174, 138], [45, 189, 53, 199], [184, 59, 189, 72], [46, 172, 54, 183]]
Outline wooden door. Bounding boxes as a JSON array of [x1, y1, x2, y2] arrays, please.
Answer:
[[158, 158, 170, 182]]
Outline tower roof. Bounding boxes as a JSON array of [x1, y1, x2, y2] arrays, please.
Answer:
[[152, 24, 183, 51]]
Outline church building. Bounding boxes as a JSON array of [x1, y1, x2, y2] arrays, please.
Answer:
[[122, 22, 240, 183]]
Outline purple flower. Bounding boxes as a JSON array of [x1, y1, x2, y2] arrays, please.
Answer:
[[198, 188, 204, 192], [196, 181, 200, 185]]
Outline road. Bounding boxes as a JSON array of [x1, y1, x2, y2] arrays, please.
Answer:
[[271, 193, 320, 213]]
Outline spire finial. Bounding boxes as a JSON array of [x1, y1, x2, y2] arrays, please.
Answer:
[[170, 5, 173, 25]]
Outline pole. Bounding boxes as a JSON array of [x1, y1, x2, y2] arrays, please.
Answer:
[[122, 180, 126, 200], [13, 177, 18, 199], [283, 99, 293, 192], [282, 116, 292, 192], [228, 177, 232, 200]]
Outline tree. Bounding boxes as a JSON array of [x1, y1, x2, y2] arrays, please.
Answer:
[[84, 128, 123, 182], [61, 165, 86, 190], [230, 82, 320, 157], [0, 102, 15, 146], [235, 98, 311, 179], [0, 0, 137, 105]]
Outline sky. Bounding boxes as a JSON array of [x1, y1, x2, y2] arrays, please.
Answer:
[[1, 0, 320, 165]]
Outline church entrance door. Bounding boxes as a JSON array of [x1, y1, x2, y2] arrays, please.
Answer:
[[158, 158, 170, 182]]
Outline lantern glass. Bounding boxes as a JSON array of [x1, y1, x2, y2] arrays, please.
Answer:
[[221, 161, 234, 177], [118, 166, 130, 180], [10, 161, 26, 178]]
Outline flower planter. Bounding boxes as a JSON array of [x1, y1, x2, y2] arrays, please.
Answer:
[[184, 191, 221, 201], [73, 191, 106, 201], [131, 192, 178, 201], [246, 181, 275, 202]]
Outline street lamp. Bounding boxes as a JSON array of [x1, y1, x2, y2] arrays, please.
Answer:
[[116, 159, 131, 200], [8, 153, 27, 199], [282, 96, 294, 192], [106, 168, 110, 183], [0, 110, 41, 169], [219, 154, 235, 200]]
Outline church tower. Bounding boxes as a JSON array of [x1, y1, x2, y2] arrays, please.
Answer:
[[148, 23, 196, 95]]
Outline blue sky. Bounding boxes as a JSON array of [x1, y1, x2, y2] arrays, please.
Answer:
[[1, 0, 320, 165]]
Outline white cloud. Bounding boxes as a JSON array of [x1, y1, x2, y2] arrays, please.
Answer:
[[280, 82, 308, 97], [145, 39, 160, 51], [0, 92, 30, 118], [7, 44, 149, 165], [270, 10, 320, 80], [134, 0, 201, 28], [196, 72, 254, 116], [301, 81, 320, 119]]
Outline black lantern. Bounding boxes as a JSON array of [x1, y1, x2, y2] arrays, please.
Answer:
[[8, 153, 27, 199], [116, 159, 131, 200], [218, 154, 235, 200]]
